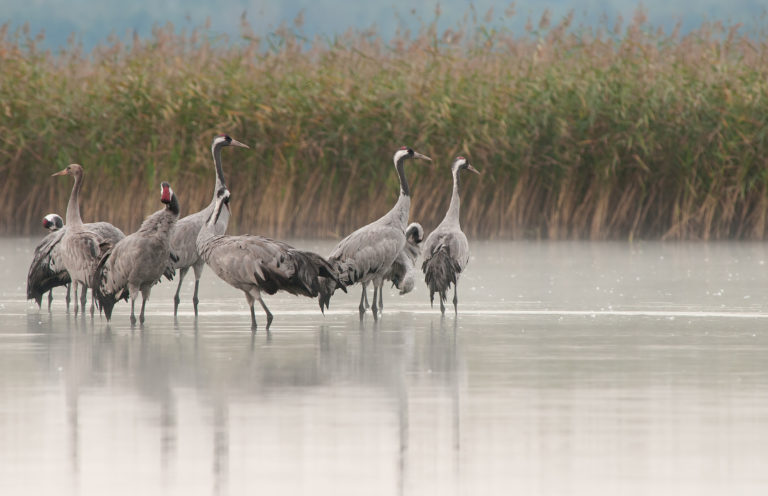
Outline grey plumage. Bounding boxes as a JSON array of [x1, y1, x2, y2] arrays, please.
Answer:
[[318, 147, 431, 319], [26, 216, 70, 309], [422, 156, 480, 314], [94, 182, 180, 325], [383, 222, 424, 295], [197, 188, 343, 330], [170, 134, 248, 317], [52, 164, 125, 317]]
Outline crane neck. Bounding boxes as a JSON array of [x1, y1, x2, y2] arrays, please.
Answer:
[[444, 168, 462, 227], [66, 171, 84, 227], [166, 194, 180, 216], [395, 156, 410, 197], [211, 143, 228, 200]]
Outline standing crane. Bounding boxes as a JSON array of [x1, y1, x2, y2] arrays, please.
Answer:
[[94, 182, 180, 325], [380, 222, 424, 304], [422, 156, 480, 315], [52, 164, 125, 317], [27, 214, 71, 311], [197, 187, 344, 331], [318, 147, 431, 319], [170, 135, 248, 318]]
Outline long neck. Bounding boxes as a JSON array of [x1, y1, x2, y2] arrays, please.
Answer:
[[444, 168, 461, 227], [66, 172, 84, 227], [167, 194, 180, 216], [199, 199, 224, 246], [395, 157, 410, 197], [211, 144, 227, 200]]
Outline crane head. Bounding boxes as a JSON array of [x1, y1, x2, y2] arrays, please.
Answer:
[[393, 146, 432, 165], [51, 163, 83, 178], [42, 213, 64, 231], [160, 182, 174, 204], [453, 156, 480, 175], [213, 134, 249, 149]]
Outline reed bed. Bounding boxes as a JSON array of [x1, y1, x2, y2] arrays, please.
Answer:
[[2, 10, 768, 240]]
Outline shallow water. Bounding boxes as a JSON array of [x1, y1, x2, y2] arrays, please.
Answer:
[[2, 238, 768, 495]]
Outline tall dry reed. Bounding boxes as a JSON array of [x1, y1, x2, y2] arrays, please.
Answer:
[[1, 10, 768, 240]]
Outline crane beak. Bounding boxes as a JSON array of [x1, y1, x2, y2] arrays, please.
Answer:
[[231, 139, 249, 149], [413, 152, 432, 163], [467, 164, 481, 175], [51, 169, 68, 177]]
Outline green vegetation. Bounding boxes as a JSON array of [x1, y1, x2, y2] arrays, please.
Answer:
[[2, 11, 768, 239]]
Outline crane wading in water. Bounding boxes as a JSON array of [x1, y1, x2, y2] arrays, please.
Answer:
[[52, 164, 125, 317], [170, 134, 248, 318], [422, 156, 480, 315], [26, 214, 71, 311], [94, 182, 180, 325], [319, 147, 431, 320], [197, 187, 344, 331]]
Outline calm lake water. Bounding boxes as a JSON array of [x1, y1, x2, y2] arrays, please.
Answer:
[[2, 238, 768, 495]]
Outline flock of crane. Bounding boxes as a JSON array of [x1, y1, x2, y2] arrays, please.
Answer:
[[26, 135, 480, 330]]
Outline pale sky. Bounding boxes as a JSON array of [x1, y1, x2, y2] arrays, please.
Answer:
[[4, 0, 766, 50]]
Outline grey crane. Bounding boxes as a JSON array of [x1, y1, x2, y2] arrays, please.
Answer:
[[422, 156, 480, 314], [94, 182, 180, 325], [318, 147, 431, 319], [27, 214, 71, 311], [380, 222, 424, 302], [197, 187, 344, 331], [170, 134, 248, 317], [52, 164, 125, 317]]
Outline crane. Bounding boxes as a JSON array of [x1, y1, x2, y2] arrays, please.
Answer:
[[197, 187, 343, 331], [170, 134, 248, 317], [422, 156, 480, 314], [52, 164, 125, 317], [26, 214, 70, 311], [94, 182, 180, 325], [318, 147, 431, 319]]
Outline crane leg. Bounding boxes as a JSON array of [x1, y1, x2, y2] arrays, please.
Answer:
[[65, 283, 71, 312], [378, 285, 383, 311], [80, 283, 87, 317], [453, 285, 458, 315], [73, 283, 79, 316], [139, 296, 147, 324], [130, 297, 137, 326], [90, 288, 96, 318], [371, 284, 379, 320], [359, 283, 368, 318], [192, 263, 204, 317], [173, 267, 189, 317], [48, 290, 53, 312], [439, 291, 446, 315], [244, 291, 257, 330], [192, 280, 200, 317], [257, 294, 273, 330]]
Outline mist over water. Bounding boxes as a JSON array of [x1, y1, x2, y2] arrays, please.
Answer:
[[2, 238, 768, 495]]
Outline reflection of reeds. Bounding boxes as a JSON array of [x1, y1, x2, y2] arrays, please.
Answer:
[[2, 11, 768, 239]]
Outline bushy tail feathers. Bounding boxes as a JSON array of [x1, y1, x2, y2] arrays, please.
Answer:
[[317, 258, 354, 313], [92, 249, 127, 321], [422, 246, 461, 307]]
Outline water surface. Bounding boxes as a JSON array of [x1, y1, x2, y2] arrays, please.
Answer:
[[1, 239, 768, 495]]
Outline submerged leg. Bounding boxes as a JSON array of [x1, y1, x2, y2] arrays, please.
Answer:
[[256, 293, 273, 330], [73, 283, 79, 316], [439, 291, 446, 315], [139, 296, 147, 324], [130, 297, 137, 326], [90, 288, 95, 318], [192, 263, 204, 317], [371, 284, 379, 320], [244, 291, 257, 330], [378, 285, 383, 311], [65, 283, 71, 312], [453, 284, 458, 315], [79, 283, 87, 317], [173, 267, 189, 317], [359, 283, 368, 318], [48, 290, 53, 312]]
